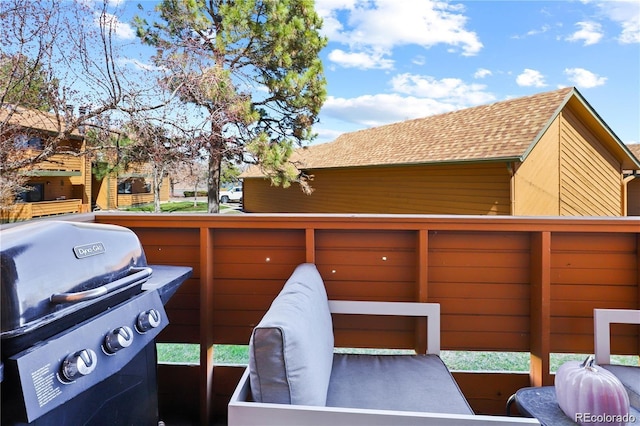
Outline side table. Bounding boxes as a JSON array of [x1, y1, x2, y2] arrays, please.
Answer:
[[508, 386, 640, 426]]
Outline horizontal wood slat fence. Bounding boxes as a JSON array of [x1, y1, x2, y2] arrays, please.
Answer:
[[94, 213, 640, 425], [1, 199, 85, 222]]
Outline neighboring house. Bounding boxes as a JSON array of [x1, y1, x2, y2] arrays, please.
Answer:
[[92, 162, 170, 210], [0, 105, 91, 222], [243, 87, 640, 216], [626, 143, 640, 216]]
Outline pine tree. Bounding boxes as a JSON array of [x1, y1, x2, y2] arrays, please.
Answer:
[[134, 0, 327, 212]]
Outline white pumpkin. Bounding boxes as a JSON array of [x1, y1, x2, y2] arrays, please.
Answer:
[[555, 356, 630, 426]]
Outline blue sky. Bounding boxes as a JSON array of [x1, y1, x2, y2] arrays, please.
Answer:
[[105, 0, 640, 145]]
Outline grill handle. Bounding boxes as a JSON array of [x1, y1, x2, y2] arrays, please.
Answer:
[[49, 267, 153, 304]]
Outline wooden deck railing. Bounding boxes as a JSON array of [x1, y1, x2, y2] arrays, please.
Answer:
[[38, 153, 82, 172], [117, 192, 154, 207], [93, 213, 640, 425], [1, 199, 85, 222]]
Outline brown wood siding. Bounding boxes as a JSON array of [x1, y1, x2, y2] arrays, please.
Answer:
[[160, 178, 170, 201], [37, 153, 82, 173], [84, 154, 92, 205], [211, 229, 308, 344], [560, 110, 622, 216], [550, 232, 639, 353], [91, 214, 640, 423], [92, 174, 118, 210], [428, 231, 532, 351], [628, 178, 640, 216], [1, 199, 83, 220], [23, 177, 75, 201], [118, 192, 155, 207], [133, 227, 201, 343], [513, 118, 561, 215], [116, 177, 170, 207], [244, 163, 512, 215]]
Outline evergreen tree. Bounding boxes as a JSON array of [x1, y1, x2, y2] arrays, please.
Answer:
[[134, 0, 327, 212], [0, 53, 56, 111]]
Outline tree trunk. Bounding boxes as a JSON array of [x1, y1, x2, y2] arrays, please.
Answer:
[[193, 179, 199, 208], [207, 149, 222, 213], [153, 167, 163, 213]]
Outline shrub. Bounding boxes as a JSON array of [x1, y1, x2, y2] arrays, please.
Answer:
[[183, 190, 208, 197]]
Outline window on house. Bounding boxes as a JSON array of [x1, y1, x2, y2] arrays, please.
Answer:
[[118, 177, 151, 194], [16, 183, 44, 202], [118, 180, 132, 194], [27, 137, 43, 149], [14, 134, 43, 149]]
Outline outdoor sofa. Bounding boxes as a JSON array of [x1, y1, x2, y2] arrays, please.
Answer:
[[228, 263, 539, 425], [594, 308, 640, 409]]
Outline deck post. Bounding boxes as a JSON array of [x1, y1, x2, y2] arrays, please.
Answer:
[[530, 231, 552, 387], [200, 227, 215, 425], [416, 229, 429, 354]]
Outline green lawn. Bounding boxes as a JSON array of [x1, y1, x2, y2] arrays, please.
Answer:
[[123, 201, 237, 213], [122, 200, 244, 213], [156, 343, 639, 372]]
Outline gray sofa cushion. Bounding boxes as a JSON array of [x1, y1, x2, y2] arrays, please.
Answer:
[[601, 365, 640, 409], [327, 353, 474, 415], [249, 263, 334, 406]]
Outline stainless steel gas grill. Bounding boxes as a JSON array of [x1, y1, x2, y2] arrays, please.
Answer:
[[0, 221, 192, 425]]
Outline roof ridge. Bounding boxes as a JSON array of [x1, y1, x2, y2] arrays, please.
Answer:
[[241, 87, 579, 178], [296, 87, 574, 169], [329, 86, 575, 139]]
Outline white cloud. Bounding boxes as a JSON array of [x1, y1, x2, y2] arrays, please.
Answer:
[[117, 58, 162, 72], [564, 68, 607, 88], [513, 24, 553, 40], [566, 21, 603, 45], [412, 55, 426, 66], [528, 24, 551, 37], [516, 69, 547, 88], [619, 19, 640, 43], [317, 0, 483, 69], [320, 74, 495, 127], [327, 49, 394, 70], [321, 94, 459, 127], [593, 0, 640, 44], [96, 12, 136, 40], [474, 68, 492, 79], [81, 0, 127, 7], [312, 126, 346, 143], [390, 74, 494, 105]]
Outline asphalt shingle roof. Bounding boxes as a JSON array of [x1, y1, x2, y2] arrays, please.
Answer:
[[627, 143, 640, 165], [0, 104, 82, 139], [293, 87, 574, 170]]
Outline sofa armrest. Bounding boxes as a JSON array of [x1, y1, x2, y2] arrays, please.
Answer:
[[328, 301, 440, 355], [594, 309, 640, 364]]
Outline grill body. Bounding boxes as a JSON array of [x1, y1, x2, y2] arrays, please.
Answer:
[[0, 221, 192, 425]]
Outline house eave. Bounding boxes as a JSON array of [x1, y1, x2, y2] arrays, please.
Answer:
[[295, 156, 524, 173]]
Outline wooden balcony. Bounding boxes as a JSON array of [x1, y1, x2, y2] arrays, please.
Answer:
[[25, 153, 82, 175], [117, 192, 154, 207], [91, 213, 639, 425], [1, 199, 86, 222]]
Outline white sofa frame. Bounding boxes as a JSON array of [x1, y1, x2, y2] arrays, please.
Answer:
[[594, 308, 640, 365], [228, 300, 539, 425]]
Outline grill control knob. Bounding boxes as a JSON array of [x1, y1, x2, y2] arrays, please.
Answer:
[[61, 349, 97, 382], [104, 326, 134, 354], [136, 309, 161, 333]]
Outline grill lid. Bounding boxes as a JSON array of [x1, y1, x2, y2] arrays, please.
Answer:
[[1, 221, 149, 339]]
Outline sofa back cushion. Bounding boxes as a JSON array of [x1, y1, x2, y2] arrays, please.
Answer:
[[249, 263, 334, 406]]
